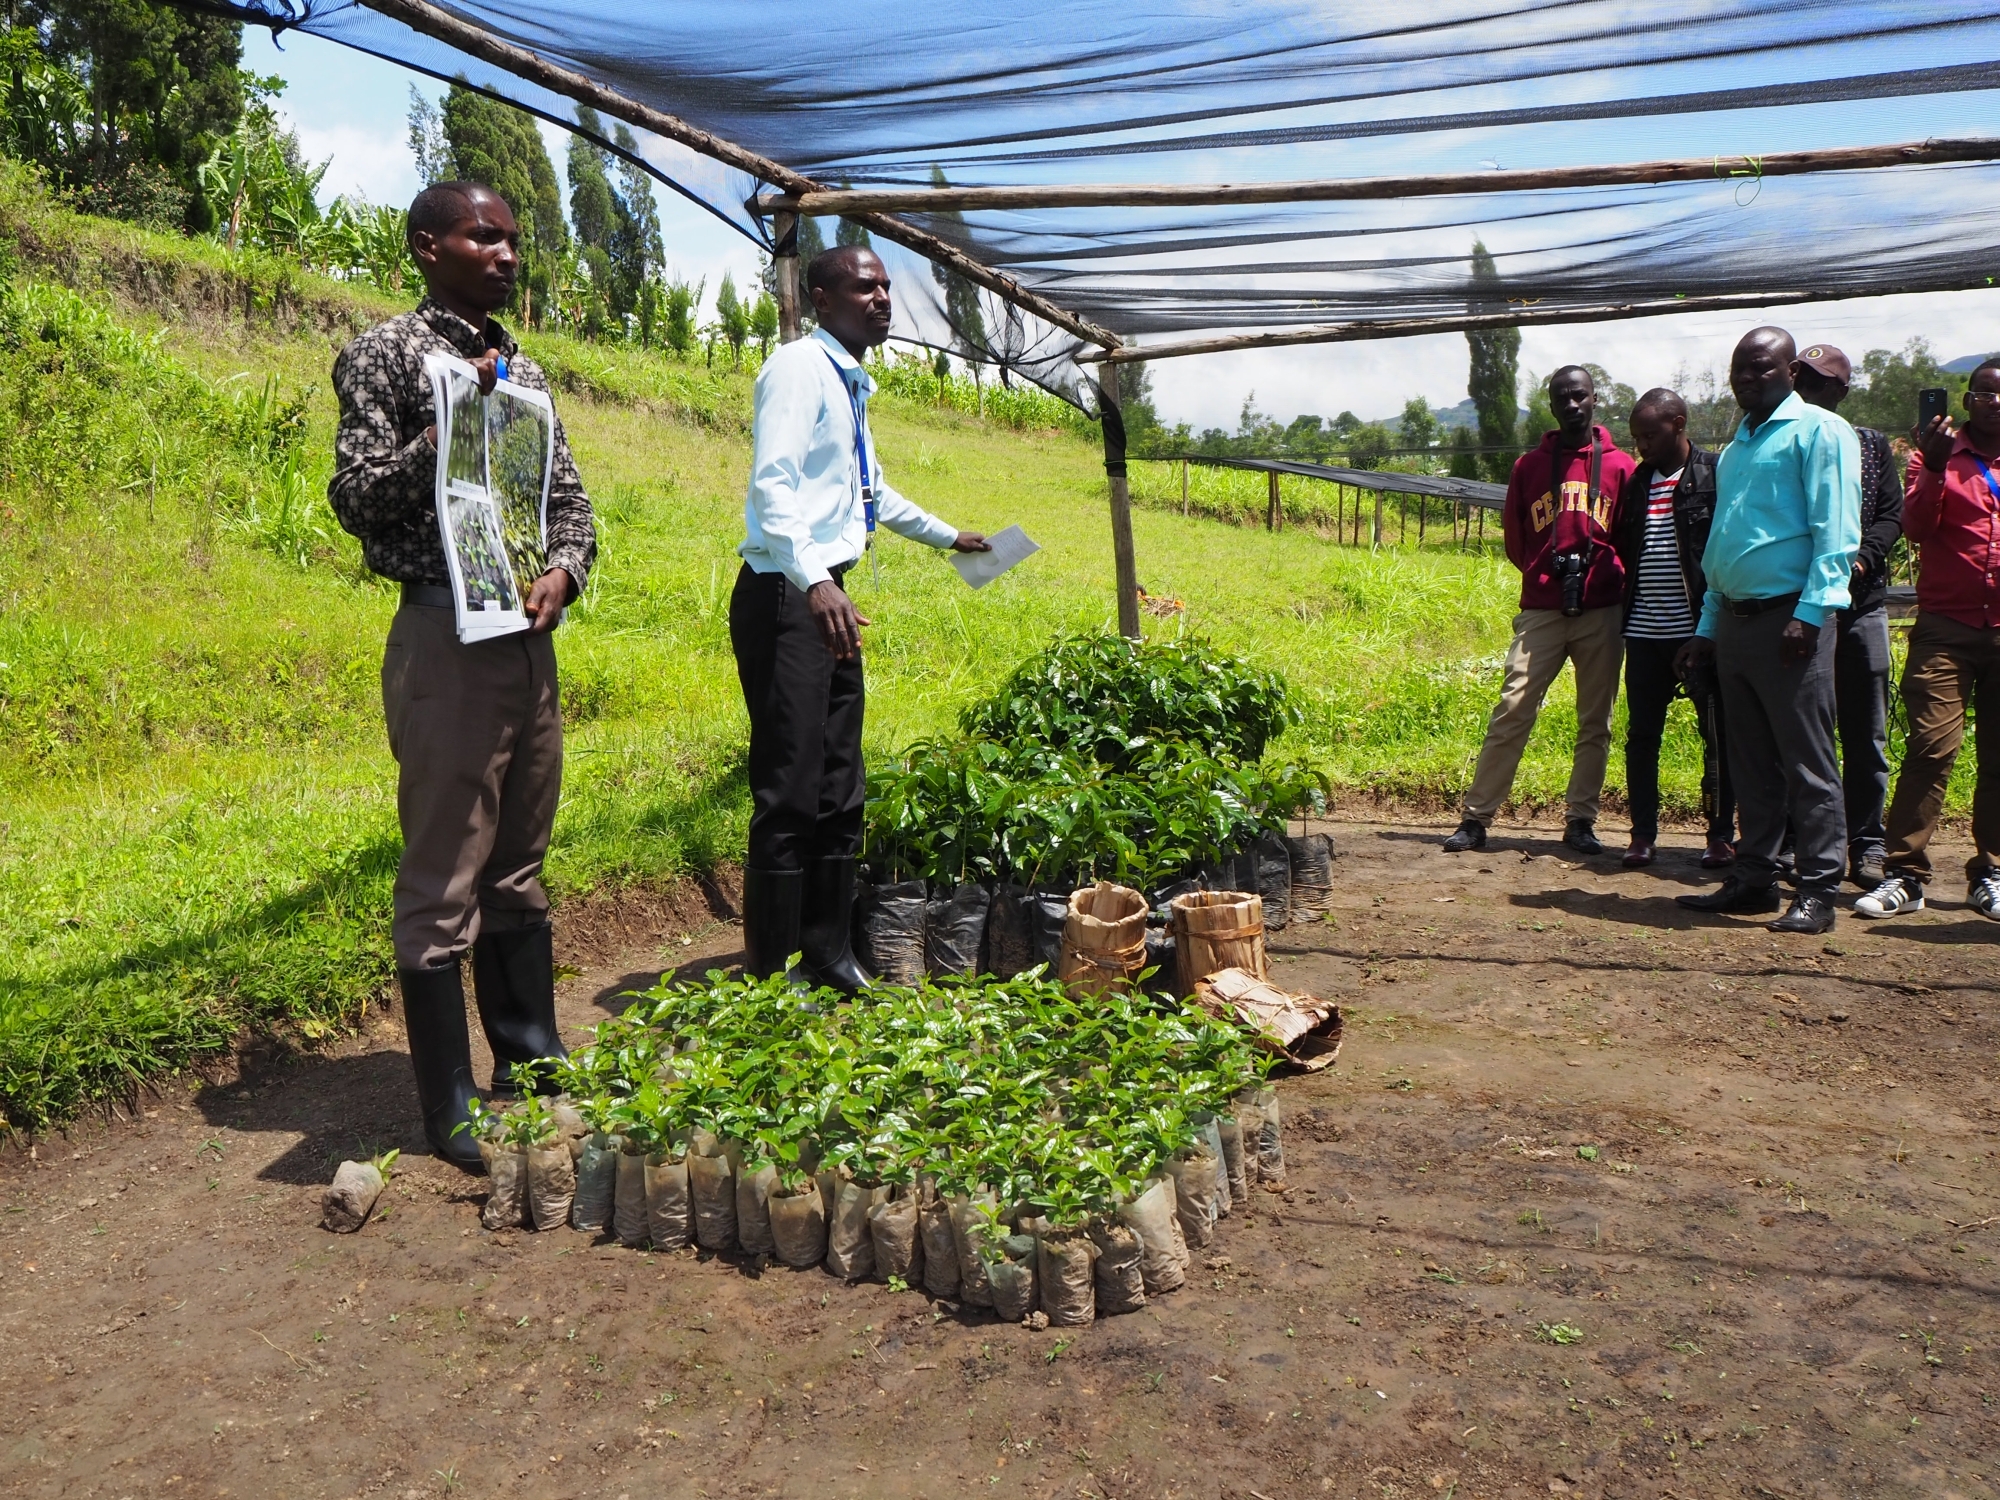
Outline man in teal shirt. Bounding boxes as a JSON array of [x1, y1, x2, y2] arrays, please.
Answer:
[[1675, 326, 1860, 934]]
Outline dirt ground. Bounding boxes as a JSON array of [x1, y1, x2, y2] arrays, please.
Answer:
[[4, 813, 1997, 1500]]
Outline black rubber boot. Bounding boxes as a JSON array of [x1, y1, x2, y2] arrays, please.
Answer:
[[471, 922, 567, 1096], [398, 963, 485, 1173], [741, 867, 805, 980], [800, 855, 873, 996]]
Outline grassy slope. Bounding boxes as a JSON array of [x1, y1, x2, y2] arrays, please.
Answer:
[[0, 173, 1797, 1129]]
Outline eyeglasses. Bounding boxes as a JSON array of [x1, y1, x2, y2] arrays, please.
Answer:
[[1967, 390, 2000, 405]]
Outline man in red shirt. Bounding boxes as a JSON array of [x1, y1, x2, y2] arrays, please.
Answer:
[[1444, 366, 1634, 855], [1854, 359, 2000, 920]]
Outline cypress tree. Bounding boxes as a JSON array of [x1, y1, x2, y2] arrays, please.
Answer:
[[440, 83, 566, 323], [1465, 240, 1520, 485]]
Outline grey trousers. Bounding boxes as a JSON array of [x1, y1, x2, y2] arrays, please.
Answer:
[[1713, 607, 1844, 898], [1834, 606, 1892, 864], [381, 603, 564, 970]]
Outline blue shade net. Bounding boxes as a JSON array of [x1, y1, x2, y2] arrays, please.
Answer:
[[202, 1, 2000, 402]]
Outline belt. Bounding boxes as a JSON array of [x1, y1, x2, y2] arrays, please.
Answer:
[[401, 582, 454, 609], [1724, 592, 1801, 618]]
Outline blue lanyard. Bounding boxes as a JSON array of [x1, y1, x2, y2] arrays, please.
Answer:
[[824, 349, 876, 534], [1972, 453, 2000, 510]]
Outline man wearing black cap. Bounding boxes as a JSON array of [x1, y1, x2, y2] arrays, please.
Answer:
[[1792, 343, 1903, 888]]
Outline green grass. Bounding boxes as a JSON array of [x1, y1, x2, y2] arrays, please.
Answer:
[[0, 173, 1945, 1130]]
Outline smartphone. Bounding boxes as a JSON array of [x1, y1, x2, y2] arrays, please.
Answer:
[[1919, 387, 1950, 429]]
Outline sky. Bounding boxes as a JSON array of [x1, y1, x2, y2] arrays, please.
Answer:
[[246, 27, 2000, 434]]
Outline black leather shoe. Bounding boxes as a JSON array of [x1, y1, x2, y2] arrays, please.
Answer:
[[741, 866, 804, 980], [471, 922, 567, 1095], [1563, 818, 1603, 856], [1675, 877, 1782, 914], [1770, 893, 1836, 934], [1442, 819, 1486, 853], [399, 963, 485, 1173], [800, 855, 874, 995]]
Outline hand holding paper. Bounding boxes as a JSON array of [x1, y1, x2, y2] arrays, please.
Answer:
[[949, 524, 1039, 589]]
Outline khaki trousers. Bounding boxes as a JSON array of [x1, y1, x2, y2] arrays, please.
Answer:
[[1882, 611, 2000, 884], [381, 603, 563, 971], [1463, 606, 1624, 826]]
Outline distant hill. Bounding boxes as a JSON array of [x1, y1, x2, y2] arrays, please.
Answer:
[[1422, 397, 1529, 432], [1944, 352, 2000, 373]]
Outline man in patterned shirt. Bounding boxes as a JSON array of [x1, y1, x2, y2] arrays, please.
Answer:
[[330, 181, 597, 1171]]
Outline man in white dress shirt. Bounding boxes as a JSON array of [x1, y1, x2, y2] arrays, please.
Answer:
[[731, 245, 989, 989]]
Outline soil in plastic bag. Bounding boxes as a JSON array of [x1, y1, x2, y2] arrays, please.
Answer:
[[1116, 1177, 1187, 1295], [321, 1160, 384, 1233], [1168, 1150, 1219, 1249], [1286, 832, 1335, 919], [1254, 1086, 1286, 1186], [767, 1182, 827, 1268], [645, 1153, 692, 1251], [858, 878, 927, 986], [479, 1143, 528, 1231], [867, 1190, 925, 1285], [1037, 1229, 1099, 1327], [736, 1161, 778, 1257], [1200, 847, 1257, 894], [613, 1146, 649, 1246], [1089, 1218, 1146, 1315], [1233, 1089, 1265, 1190], [552, 1098, 587, 1151], [918, 1187, 961, 1299], [1254, 832, 1292, 931], [1143, 927, 1178, 997], [570, 1134, 617, 1233], [527, 1144, 576, 1231], [949, 1193, 999, 1308], [687, 1148, 738, 1252], [1199, 1116, 1231, 1219], [1028, 886, 1071, 970], [925, 882, 991, 977], [983, 882, 1035, 979], [1217, 1116, 1250, 1205], [989, 1235, 1039, 1322], [825, 1178, 888, 1278]]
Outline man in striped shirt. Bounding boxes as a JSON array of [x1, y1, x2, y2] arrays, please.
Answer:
[[1613, 389, 1731, 869]]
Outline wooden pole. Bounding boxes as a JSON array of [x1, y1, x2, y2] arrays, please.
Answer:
[[1181, 459, 1189, 517], [772, 209, 801, 343], [1095, 365, 1142, 639], [1267, 469, 1281, 531], [1418, 496, 1427, 543], [356, 0, 1121, 353], [757, 137, 2000, 215], [1399, 494, 1407, 544], [1372, 492, 1385, 549]]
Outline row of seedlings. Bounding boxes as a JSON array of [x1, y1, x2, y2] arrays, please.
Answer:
[[471, 969, 1288, 1325]]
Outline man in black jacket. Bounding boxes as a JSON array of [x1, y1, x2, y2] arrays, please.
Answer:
[[1614, 388, 1734, 868], [1792, 344, 1904, 887]]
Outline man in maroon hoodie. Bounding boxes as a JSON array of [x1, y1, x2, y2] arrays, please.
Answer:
[[1444, 366, 1634, 854]]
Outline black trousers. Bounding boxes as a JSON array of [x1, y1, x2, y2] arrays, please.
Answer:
[[1622, 635, 1734, 844], [729, 563, 865, 871], [1713, 608, 1844, 898], [1834, 605, 1893, 864]]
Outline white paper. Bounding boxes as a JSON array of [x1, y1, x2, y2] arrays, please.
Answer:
[[949, 524, 1039, 589], [424, 352, 554, 644]]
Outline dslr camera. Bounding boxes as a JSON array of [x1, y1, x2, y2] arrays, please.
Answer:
[[1550, 546, 1595, 618]]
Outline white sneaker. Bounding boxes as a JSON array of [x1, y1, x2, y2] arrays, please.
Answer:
[[1969, 872, 2000, 920], [1854, 875, 1924, 918]]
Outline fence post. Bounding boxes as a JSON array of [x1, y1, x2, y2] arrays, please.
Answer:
[[1094, 363, 1142, 639], [1372, 491, 1384, 550], [1181, 459, 1189, 517], [1267, 469, 1281, 531]]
